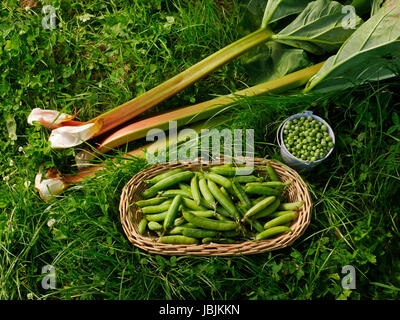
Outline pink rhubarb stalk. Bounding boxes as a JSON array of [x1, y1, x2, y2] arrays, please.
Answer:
[[80, 62, 324, 160], [85, 28, 274, 138]]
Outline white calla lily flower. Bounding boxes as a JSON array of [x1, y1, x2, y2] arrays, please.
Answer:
[[27, 108, 75, 129], [49, 121, 101, 149]]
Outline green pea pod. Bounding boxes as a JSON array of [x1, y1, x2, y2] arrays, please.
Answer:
[[209, 166, 254, 176], [141, 200, 172, 214], [146, 168, 184, 185], [138, 218, 148, 235], [225, 185, 238, 199], [199, 198, 215, 210], [269, 210, 296, 218], [215, 205, 232, 218], [271, 180, 292, 188], [173, 217, 186, 227], [241, 196, 276, 222], [182, 197, 210, 211], [141, 171, 194, 198], [215, 213, 231, 221], [255, 226, 292, 240], [222, 230, 241, 238], [182, 211, 237, 231], [199, 177, 216, 208], [245, 181, 285, 188], [233, 175, 263, 183], [244, 185, 280, 197], [205, 172, 232, 189], [178, 183, 192, 194], [263, 211, 298, 229], [136, 197, 168, 207], [189, 210, 216, 218], [266, 164, 280, 182], [279, 201, 304, 211], [145, 211, 168, 222], [158, 235, 198, 244], [232, 180, 252, 209], [148, 221, 163, 231], [163, 195, 182, 230], [162, 189, 192, 199], [182, 222, 197, 228], [247, 181, 291, 195], [207, 180, 240, 221], [248, 219, 264, 233], [237, 204, 247, 217], [220, 187, 230, 198], [252, 196, 267, 205], [253, 198, 281, 220], [190, 174, 201, 205], [182, 228, 219, 239], [168, 226, 192, 235]]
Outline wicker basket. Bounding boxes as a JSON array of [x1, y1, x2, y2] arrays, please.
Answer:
[[119, 158, 312, 256]]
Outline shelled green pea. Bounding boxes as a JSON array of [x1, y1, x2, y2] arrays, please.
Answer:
[[283, 116, 334, 162]]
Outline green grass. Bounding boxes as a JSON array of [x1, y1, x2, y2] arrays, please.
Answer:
[[1, 0, 399, 300]]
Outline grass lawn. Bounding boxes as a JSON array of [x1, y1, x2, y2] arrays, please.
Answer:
[[1, 0, 399, 300]]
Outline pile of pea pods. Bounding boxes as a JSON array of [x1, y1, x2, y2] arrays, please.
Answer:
[[136, 165, 304, 244]]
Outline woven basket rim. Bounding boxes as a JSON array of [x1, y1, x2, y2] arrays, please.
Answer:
[[119, 158, 312, 256]]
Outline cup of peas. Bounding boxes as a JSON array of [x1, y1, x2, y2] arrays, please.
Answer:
[[276, 110, 335, 171]]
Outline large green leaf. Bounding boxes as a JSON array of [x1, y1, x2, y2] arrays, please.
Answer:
[[241, 0, 313, 33], [241, 42, 311, 84], [305, 4, 400, 92], [261, 0, 314, 27], [371, 0, 385, 16], [273, 0, 363, 55]]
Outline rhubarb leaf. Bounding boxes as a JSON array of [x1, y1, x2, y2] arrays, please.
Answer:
[[241, 0, 313, 33], [371, 0, 385, 16], [274, 0, 363, 55], [241, 42, 311, 85], [305, 4, 400, 92], [261, 0, 314, 27]]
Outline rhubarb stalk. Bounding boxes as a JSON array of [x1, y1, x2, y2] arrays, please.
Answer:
[[85, 28, 274, 137], [79, 62, 324, 161]]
